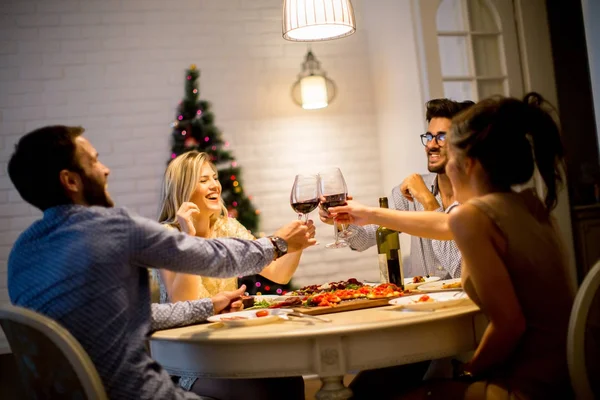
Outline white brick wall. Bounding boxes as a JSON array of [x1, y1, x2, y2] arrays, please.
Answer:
[[0, 0, 398, 352]]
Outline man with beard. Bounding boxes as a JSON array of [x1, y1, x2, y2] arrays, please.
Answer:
[[6, 125, 316, 400], [321, 98, 474, 280]]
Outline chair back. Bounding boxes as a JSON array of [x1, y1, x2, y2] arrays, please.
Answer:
[[568, 259, 600, 400], [0, 304, 107, 400]]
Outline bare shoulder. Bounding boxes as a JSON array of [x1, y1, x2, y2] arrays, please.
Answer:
[[449, 203, 494, 238], [449, 202, 506, 252]]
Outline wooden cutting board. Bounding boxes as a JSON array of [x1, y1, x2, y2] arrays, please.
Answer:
[[291, 297, 397, 315]]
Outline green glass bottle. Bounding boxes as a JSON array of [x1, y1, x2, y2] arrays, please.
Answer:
[[375, 197, 404, 288]]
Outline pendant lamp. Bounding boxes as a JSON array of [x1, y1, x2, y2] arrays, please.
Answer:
[[282, 0, 356, 42]]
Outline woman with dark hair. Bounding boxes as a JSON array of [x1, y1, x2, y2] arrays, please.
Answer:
[[331, 93, 574, 399], [398, 93, 573, 399]]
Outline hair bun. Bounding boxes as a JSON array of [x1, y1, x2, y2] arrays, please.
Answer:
[[523, 92, 544, 108]]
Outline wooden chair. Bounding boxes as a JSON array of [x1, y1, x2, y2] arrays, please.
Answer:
[[0, 304, 107, 400], [568, 259, 600, 400]]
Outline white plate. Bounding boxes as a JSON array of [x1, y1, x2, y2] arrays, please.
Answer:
[[416, 278, 462, 292], [388, 291, 471, 310], [207, 308, 293, 327], [404, 276, 441, 290], [363, 277, 441, 290]]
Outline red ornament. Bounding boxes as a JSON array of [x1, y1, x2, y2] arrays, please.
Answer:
[[227, 206, 239, 218], [184, 136, 199, 148]]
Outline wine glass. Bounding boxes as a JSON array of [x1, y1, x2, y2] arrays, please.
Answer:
[[290, 174, 319, 222], [318, 168, 349, 249]]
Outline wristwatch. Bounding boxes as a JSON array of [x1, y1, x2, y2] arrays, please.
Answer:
[[267, 236, 288, 260]]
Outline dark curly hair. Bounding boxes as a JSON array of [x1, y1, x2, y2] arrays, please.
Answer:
[[426, 98, 476, 122]]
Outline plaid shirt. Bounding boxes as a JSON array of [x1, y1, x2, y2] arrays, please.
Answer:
[[347, 174, 462, 279], [8, 205, 274, 400]]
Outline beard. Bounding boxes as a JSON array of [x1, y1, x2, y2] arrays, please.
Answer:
[[427, 151, 447, 174], [80, 172, 114, 207], [428, 162, 446, 174]]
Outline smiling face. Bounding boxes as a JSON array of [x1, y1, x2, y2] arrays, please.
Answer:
[[424, 117, 451, 174], [188, 161, 223, 216]]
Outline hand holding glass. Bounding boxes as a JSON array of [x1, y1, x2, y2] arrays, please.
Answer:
[[318, 168, 350, 249]]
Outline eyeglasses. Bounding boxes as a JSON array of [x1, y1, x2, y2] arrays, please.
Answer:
[[420, 132, 446, 146]]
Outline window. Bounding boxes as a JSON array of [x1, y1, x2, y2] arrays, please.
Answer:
[[436, 0, 507, 101]]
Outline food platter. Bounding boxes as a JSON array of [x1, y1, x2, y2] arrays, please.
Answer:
[[242, 279, 423, 316]]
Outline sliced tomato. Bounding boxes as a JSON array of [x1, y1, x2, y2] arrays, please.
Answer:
[[256, 310, 269, 317]]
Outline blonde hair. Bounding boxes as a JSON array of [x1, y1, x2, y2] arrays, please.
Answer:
[[158, 151, 228, 230]]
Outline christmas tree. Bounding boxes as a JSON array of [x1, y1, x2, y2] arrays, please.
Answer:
[[168, 65, 292, 295]]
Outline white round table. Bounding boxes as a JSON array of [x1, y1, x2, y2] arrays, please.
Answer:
[[149, 304, 485, 399]]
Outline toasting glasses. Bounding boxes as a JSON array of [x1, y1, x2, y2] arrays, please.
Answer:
[[290, 174, 319, 222], [318, 168, 353, 249]]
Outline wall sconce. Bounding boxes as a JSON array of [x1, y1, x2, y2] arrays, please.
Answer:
[[282, 0, 356, 42], [291, 49, 336, 110]]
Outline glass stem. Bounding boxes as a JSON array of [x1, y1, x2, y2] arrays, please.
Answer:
[[333, 221, 339, 244], [304, 213, 309, 223]]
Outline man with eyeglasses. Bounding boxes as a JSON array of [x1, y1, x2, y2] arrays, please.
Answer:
[[320, 98, 474, 280]]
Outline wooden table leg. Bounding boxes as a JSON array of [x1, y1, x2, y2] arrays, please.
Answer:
[[315, 376, 353, 400]]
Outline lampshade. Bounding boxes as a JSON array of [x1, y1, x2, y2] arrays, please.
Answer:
[[291, 50, 336, 110], [300, 75, 328, 109], [282, 0, 356, 42]]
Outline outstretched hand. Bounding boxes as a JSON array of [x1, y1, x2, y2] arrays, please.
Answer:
[[318, 195, 353, 226], [211, 285, 247, 314], [327, 200, 373, 226]]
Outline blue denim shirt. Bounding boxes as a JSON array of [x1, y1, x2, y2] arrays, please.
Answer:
[[8, 205, 274, 399]]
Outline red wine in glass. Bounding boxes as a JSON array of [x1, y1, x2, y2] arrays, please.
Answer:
[[291, 199, 319, 215], [321, 193, 347, 212], [290, 174, 319, 222], [318, 168, 350, 249]]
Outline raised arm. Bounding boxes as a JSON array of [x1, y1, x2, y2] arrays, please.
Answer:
[[330, 202, 453, 241], [320, 186, 411, 252], [128, 213, 314, 278], [130, 213, 274, 278]]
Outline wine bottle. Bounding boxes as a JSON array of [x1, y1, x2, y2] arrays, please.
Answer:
[[375, 197, 404, 288]]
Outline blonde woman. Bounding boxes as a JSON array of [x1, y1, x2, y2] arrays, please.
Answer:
[[153, 150, 312, 303], [152, 151, 309, 399]]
